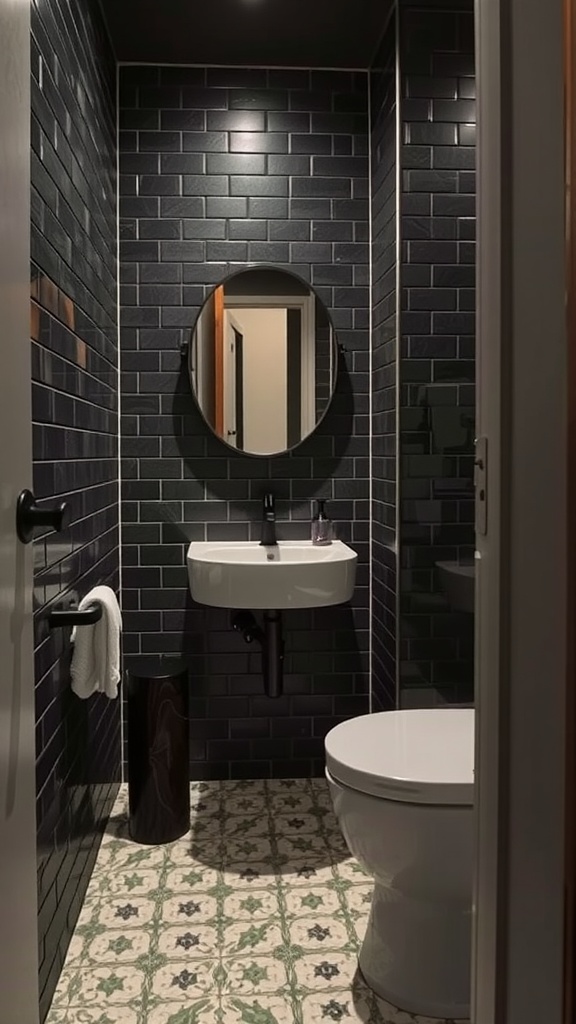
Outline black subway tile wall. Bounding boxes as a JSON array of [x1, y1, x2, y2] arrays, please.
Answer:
[[31, 0, 119, 1016], [399, 0, 476, 705], [371, 15, 398, 713], [119, 66, 370, 779]]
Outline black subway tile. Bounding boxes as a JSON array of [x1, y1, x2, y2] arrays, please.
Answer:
[[207, 196, 249, 218], [268, 155, 311, 175], [229, 89, 288, 110], [291, 177, 351, 198], [160, 197, 204, 218], [181, 87, 228, 109], [183, 174, 229, 196], [432, 99, 476, 123], [230, 132, 288, 153], [207, 110, 266, 131], [230, 175, 289, 197], [183, 131, 227, 152], [207, 152, 266, 175], [139, 131, 182, 152], [160, 110, 205, 131]]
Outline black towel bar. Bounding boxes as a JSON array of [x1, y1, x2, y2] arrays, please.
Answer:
[[48, 603, 102, 628]]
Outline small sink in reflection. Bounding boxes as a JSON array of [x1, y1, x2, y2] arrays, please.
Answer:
[[187, 540, 357, 609], [436, 560, 475, 614]]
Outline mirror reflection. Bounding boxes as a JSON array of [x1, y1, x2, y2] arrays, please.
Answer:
[[188, 268, 337, 456]]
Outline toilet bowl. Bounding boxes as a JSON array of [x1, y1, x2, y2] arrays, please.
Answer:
[[325, 708, 474, 1020]]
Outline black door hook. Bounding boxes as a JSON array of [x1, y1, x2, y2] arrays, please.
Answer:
[[16, 489, 70, 545]]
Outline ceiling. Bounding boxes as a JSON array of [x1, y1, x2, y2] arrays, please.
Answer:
[[100, 0, 392, 68]]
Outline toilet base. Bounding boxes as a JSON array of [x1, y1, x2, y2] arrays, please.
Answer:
[[358, 879, 471, 1020]]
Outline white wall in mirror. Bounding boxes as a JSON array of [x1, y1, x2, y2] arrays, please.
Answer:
[[188, 267, 338, 458]]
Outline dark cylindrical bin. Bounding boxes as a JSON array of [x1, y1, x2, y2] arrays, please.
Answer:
[[125, 656, 190, 844]]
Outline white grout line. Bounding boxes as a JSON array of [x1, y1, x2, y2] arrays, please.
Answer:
[[116, 59, 125, 784], [367, 68, 373, 716], [394, 5, 402, 712]]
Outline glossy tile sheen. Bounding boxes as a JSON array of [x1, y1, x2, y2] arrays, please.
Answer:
[[47, 780, 463, 1024], [119, 64, 371, 782]]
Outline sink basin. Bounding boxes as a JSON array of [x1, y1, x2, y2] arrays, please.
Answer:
[[187, 540, 357, 609], [436, 560, 475, 614]]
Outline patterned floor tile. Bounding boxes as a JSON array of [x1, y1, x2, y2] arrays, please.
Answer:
[[225, 837, 276, 862], [273, 811, 333, 835], [277, 859, 339, 886], [221, 814, 271, 838], [288, 915, 353, 953], [97, 896, 157, 929], [221, 861, 278, 888], [282, 884, 342, 918], [149, 960, 217, 1000], [222, 887, 280, 920], [220, 956, 289, 995], [189, 815, 222, 838], [276, 834, 335, 863], [48, 1010, 141, 1023], [83, 930, 153, 966], [224, 792, 268, 815], [165, 840, 220, 877], [219, 995, 295, 1022], [300, 987, 378, 1023], [221, 918, 284, 956], [162, 864, 219, 894], [98, 842, 167, 870], [45, 780, 464, 1024], [269, 791, 316, 814], [156, 925, 219, 960], [91, 866, 164, 898], [51, 966, 146, 1008], [335, 857, 372, 883], [294, 951, 362, 991], [161, 893, 218, 925], [147, 1003, 214, 1024]]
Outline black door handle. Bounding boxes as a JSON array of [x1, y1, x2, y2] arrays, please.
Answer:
[[16, 489, 70, 544]]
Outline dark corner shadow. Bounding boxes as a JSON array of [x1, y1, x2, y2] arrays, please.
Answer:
[[104, 804, 351, 880], [186, 784, 350, 876], [188, 833, 349, 879]]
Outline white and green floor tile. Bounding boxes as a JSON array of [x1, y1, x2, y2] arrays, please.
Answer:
[[46, 779, 461, 1024]]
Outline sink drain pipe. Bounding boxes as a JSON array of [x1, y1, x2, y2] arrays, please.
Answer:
[[232, 610, 284, 697]]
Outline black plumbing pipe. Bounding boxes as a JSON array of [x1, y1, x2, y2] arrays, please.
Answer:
[[231, 609, 284, 697], [262, 610, 283, 698]]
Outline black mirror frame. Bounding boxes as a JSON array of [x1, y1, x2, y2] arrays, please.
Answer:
[[186, 264, 340, 459]]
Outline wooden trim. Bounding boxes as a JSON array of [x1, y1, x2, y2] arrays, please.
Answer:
[[566, 0, 576, 1018], [214, 284, 224, 436]]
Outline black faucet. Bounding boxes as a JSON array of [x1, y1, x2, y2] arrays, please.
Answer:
[[260, 492, 277, 546]]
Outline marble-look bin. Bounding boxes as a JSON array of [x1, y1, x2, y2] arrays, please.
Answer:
[[126, 657, 190, 844]]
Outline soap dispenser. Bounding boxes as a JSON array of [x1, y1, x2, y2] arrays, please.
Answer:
[[311, 499, 333, 546]]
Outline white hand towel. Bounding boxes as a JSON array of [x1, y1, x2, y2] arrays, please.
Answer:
[[70, 585, 122, 700]]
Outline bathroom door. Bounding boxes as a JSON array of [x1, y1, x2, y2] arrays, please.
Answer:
[[0, 1, 40, 1022], [474, 0, 567, 1020]]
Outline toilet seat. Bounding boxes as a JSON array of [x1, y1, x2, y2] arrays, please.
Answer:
[[325, 708, 474, 805]]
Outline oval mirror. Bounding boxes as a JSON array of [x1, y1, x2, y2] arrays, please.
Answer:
[[188, 267, 338, 457]]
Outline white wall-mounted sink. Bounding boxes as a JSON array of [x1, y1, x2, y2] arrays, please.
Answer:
[[187, 540, 357, 609]]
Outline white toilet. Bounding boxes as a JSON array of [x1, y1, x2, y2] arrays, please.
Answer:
[[325, 708, 474, 1020]]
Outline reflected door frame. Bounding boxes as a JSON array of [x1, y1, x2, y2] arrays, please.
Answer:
[[223, 312, 242, 449], [224, 292, 316, 439]]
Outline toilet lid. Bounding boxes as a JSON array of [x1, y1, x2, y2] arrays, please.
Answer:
[[325, 709, 474, 805]]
